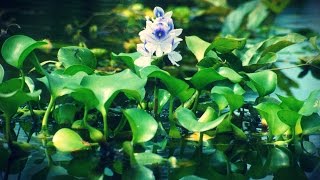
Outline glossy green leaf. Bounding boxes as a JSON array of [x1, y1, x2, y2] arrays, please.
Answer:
[[140, 66, 194, 102], [71, 120, 86, 129], [247, 70, 277, 97], [265, 147, 291, 173], [299, 90, 320, 116], [255, 101, 289, 136], [190, 68, 225, 90], [1, 35, 47, 68], [218, 67, 243, 83], [157, 89, 171, 114], [277, 94, 304, 112], [185, 36, 210, 61], [123, 108, 158, 143], [277, 110, 301, 128], [57, 46, 97, 68], [198, 107, 218, 123], [0, 78, 41, 117], [63, 65, 94, 75], [87, 125, 105, 142], [242, 33, 306, 66], [134, 152, 165, 165], [69, 87, 99, 110], [52, 128, 90, 152], [206, 36, 246, 54], [221, 0, 258, 35], [111, 52, 140, 71], [175, 107, 227, 132], [81, 69, 146, 113], [301, 113, 320, 135], [0, 64, 4, 83], [211, 86, 244, 111], [38, 71, 87, 98], [53, 104, 77, 125]]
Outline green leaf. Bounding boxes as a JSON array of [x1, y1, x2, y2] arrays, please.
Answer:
[[157, 89, 171, 114], [277, 94, 304, 112], [81, 69, 146, 113], [69, 87, 99, 110], [111, 52, 140, 71], [255, 101, 289, 136], [242, 33, 306, 67], [301, 113, 320, 135], [57, 46, 97, 69], [175, 107, 227, 132], [185, 36, 210, 61], [277, 110, 301, 128], [140, 66, 194, 102], [221, 0, 258, 35], [246, 70, 277, 97], [63, 65, 94, 75], [210, 150, 228, 174], [38, 71, 87, 98], [218, 67, 243, 83], [265, 146, 291, 173], [1, 35, 47, 68], [123, 108, 158, 143], [53, 104, 77, 125], [0, 78, 41, 117], [310, 36, 320, 52], [299, 90, 320, 116], [206, 36, 246, 54], [190, 68, 225, 90], [122, 165, 155, 180], [134, 152, 165, 165], [87, 125, 105, 142], [52, 128, 90, 152], [211, 86, 244, 111], [0, 64, 4, 83], [246, 2, 269, 30]]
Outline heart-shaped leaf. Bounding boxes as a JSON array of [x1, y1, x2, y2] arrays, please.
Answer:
[[218, 67, 243, 83], [69, 87, 99, 110], [299, 90, 320, 116], [277, 110, 301, 128], [211, 86, 244, 111], [52, 128, 90, 152], [0, 78, 41, 117], [255, 101, 289, 136], [246, 70, 277, 97], [53, 104, 77, 125], [1, 35, 47, 68], [277, 94, 304, 112], [63, 65, 95, 75], [111, 52, 140, 71], [175, 107, 227, 132], [123, 108, 158, 143], [140, 65, 194, 102], [57, 46, 97, 69], [265, 146, 291, 173], [190, 68, 225, 90], [206, 36, 246, 54], [185, 36, 210, 61]]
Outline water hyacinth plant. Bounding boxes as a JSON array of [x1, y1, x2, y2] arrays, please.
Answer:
[[1, 2, 320, 179]]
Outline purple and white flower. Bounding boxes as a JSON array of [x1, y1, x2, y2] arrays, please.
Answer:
[[135, 6, 183, 67]]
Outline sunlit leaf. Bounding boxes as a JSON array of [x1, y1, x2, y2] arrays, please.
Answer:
[[175, 107, 227, 132], [246, 70, 277, 97], [190, 68, 225, 90], [218, 67, 243, 83], [1, 35, 47, 68], [0, 78, 41, 117], [255, 101, 289, 136], [140, 65, 194, 102], [299, 89, 320, 116], [134, 152, 165, 165], [206, 36, 246, 54], [52, 128, 90, 152], [277, 94, 304, 112], [87, 125, 105, 142], [57, 46, 97, 69], [69, 87, 99, 110], [277, 110, 301, 128], [247, 2, 269, 30], [111, 52, 140, 71], [301, 113, 320, 135], [185, 36, 210, 61], [123, 108, 158, 143], [242, 33, 306, 67], [63, 64, 94, 75], [157, 89, 171, 114], [211, 86, 244, 111]]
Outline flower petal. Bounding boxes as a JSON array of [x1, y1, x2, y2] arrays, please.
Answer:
[[168, 51, 182, 66], [134, 56, 152, 67]]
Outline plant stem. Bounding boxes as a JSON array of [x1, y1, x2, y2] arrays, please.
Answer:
[[83, 106, 89, 127], [4, 114, 12, 145], [101, 108, 108, 139], [191, 90, 200, 112], [168, 96, 174, 121], [40, 96, 55, 136], [199, 132, 204, 154], [153, 78, 159, 119], [19, 69, 25, 90]]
